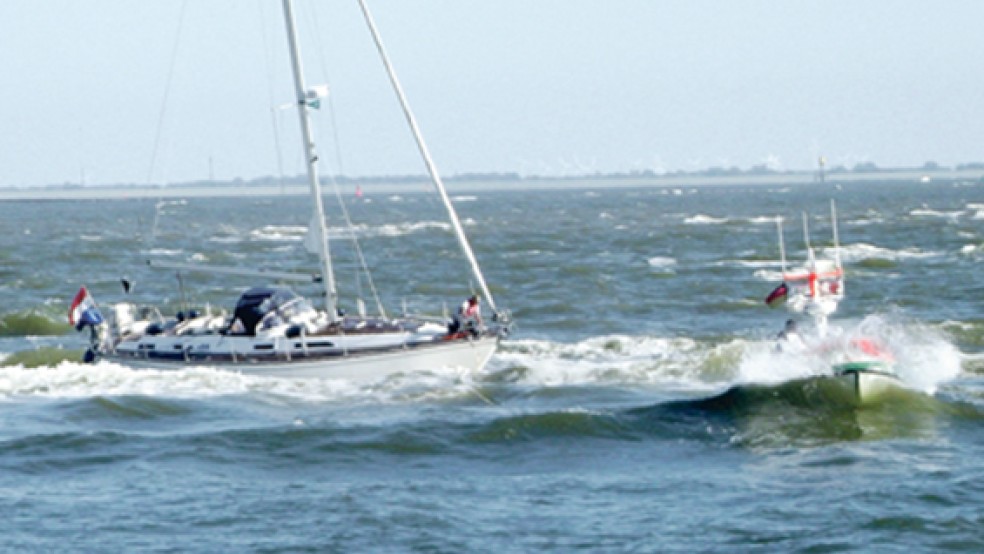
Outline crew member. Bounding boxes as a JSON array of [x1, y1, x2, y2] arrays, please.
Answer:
[[449, 295, 482, 336]]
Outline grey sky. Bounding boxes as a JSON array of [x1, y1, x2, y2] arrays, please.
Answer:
[[1, 0, 982, 188]]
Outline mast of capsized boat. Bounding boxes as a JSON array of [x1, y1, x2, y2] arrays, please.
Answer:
[[354, 0, 501, 318], [281, 0, 339, 322]]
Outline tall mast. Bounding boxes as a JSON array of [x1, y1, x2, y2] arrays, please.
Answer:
[[776, 216, 787, 276], [282, 0, 338, 321], [830, 199, 841, 270], [355, 0, 499, 315]]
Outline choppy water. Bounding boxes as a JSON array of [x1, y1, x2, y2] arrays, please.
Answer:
[[1, 179, 983, 552]]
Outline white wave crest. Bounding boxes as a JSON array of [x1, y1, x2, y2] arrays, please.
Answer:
[[250, 225, 307, 242], [731, 260, 778, 269], [737, 314, 961, 394], [491, 335, 729, 390], [144, 248, 183, 256], [835, 243, 940, 262], [250, 220, 457, 244], [647, 256, 677, 269], [685, 214, 728, 225], [374, 221, 452, 237], [752, 269, 784, 281], [0, 362, 385, 403], [910, 208, 962, 219]]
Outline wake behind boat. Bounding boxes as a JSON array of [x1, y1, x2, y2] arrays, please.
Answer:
[[70, 0, 510, 382], [765, 201, 904, 405]]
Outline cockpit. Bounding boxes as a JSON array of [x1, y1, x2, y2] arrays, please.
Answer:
[[232, 287, 315, 335]]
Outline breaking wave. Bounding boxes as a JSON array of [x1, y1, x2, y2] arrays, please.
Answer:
[[737, 313, 962, 394], [0, 311, 71, 337]]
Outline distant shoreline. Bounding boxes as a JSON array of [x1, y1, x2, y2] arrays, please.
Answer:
[[1, 168, 981, 201]]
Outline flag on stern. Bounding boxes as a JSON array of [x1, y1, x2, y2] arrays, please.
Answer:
[[69, 286, 104, 330], [765, 282, 789, 308]]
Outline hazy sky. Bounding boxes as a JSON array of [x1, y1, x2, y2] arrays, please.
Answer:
[[1, 0, 982, 187]]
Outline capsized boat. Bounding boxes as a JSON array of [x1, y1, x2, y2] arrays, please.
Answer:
[[766, 201, 903, 405], [70, 0, 510, 383], [831, 361, 900, 405]]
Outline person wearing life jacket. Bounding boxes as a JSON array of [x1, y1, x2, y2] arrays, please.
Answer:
[[448, 295, 482, 336]]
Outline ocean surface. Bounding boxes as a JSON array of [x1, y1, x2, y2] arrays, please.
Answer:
[[1, 179, 982, 552]]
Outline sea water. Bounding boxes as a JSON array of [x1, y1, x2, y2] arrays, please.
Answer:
[[0, 179, 982, 551]]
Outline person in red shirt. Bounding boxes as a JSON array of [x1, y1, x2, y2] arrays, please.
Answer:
[[449, 295, 482, 336]]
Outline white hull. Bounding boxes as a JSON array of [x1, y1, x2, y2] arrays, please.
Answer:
[[71, 2, 512, 386], [831, 365, 904, 405], [105, 335, 498, 383]]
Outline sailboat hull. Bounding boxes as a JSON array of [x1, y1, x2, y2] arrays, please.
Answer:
[[72, 1, 512, 385], [105, 334, 499, 383], [831, 362, 903, 405]]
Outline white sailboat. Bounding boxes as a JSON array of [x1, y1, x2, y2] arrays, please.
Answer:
[[767, 201, 901, 405], [71, 0, 510, 383]]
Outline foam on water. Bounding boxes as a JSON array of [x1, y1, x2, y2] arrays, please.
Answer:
[[0, 362, 259, 400], [1, 315, 964, 406], [647, 256, 677, 270], [736, 313, 962, 394], [250, 225, 307, 242], [832, 243, 942, 262], [909, 208, 963, 220], [685, 214, 728, 225], [372, 221, 453, 237], [0, 358, 497, 406], [493, 335, 731, 392], [246, 220, 458, 244], [143, 248, 183, 256]]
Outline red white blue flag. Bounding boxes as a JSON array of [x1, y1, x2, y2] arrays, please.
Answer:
[[69, 286, 104, 328]]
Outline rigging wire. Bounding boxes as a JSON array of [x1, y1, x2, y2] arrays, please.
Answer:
[[147, 0, 189, 245], [299, 1, 387, 317], [355, 0, 499, 316], [255, 0, 288, 195], [146, 0, 188, 189]]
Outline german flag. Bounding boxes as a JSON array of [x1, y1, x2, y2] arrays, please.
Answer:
[[765, 283, 788, 308]]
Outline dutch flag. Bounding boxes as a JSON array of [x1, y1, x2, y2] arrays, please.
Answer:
[[69, 286, 104, 330]]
